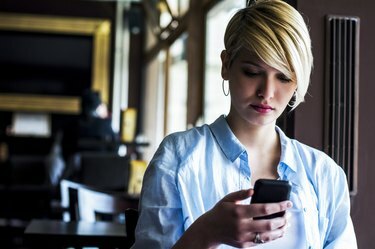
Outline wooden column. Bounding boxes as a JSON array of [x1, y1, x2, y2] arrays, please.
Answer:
[[186, 0, 205, 126]]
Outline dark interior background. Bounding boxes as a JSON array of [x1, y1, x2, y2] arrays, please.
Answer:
[[0, 0, 118, 144], [295, 0, 375, 248]]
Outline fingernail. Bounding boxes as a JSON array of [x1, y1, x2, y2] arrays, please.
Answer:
[[287, 201, 293, 208]]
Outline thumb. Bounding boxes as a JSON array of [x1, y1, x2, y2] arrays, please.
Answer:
[[221, 189, 254, 204]]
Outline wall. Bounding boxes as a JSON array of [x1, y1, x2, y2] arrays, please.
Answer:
[[295, 0, 375, 248]]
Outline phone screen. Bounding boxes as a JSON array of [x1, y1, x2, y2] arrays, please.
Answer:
[[251, 179, 291, 219]]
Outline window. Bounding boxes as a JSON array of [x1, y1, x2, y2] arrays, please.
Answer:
[[165, 33, 188, 134], [203, 0, 245, 124]]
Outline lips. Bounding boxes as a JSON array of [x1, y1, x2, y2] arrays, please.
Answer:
[[250, 104, 274, 113]]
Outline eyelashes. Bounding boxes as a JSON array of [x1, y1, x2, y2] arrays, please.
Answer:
[[244, 71, 260, 77], [243, 70, 292, 83], [278, 76, 292, 83]]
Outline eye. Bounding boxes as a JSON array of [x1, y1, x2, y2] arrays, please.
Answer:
[[243, 70, 260, 77], [278, 74, 292, 83]]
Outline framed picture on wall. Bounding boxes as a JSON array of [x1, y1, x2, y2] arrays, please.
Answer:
[[0, 12, 111, 114]]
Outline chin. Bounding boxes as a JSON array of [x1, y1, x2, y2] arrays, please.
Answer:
[[244, 116, 277, 127]]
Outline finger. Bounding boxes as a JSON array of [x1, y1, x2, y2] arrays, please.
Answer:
[[251, 200, 292, 218], [249, 216, 287, 232], [225, 227, 286, 248], [254, 226, 287, 244], [221, 189, 254, 204]]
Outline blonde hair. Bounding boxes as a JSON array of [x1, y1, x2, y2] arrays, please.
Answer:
[[224, 0, 313, 108]]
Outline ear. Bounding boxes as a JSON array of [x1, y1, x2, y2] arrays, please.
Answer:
[[220, 50, 230, 80]]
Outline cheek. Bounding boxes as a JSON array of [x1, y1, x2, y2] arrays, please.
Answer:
[[277, 88, 296, 104], [229, 79, 257, 95]]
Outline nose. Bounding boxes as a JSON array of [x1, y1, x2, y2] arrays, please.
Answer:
[[256, 76, 275, 100]]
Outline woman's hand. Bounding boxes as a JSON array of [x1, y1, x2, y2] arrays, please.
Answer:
[[173, 189, 292, 249]]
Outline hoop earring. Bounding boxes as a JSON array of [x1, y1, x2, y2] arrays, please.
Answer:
[[222, 79, 229, 96]]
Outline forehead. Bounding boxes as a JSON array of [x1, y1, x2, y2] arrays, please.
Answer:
[[231, 48, 262, 62], [233, 49, 272, 68], [233, 48, 294, 75]]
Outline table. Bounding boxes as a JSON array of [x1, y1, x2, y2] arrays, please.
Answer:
[[24, 219, 130, 248]]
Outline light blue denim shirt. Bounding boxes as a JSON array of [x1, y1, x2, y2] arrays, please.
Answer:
[[132, 115, 357, 249]]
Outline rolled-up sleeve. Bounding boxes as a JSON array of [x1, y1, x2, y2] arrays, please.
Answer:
[[131, 136, 184, 249]]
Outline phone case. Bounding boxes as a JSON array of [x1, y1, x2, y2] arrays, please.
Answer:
[[251, 179, 291, 219]]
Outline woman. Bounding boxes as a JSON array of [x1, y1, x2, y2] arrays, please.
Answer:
[[132, 0, 357, 248]]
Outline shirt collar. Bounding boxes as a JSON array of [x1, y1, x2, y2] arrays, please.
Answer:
[[209, 116, 299, 174], [276, 126, 298, 173], [276, 127, 304, 190], [209, 115, 245, 162]]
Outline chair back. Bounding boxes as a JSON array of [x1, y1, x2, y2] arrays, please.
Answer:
[[60, 179, 89, 221], [77, 187, 138, 223]]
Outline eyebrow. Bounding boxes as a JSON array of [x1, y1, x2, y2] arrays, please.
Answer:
[[241, 61, 291, 77], [241, 61, 264, 68]]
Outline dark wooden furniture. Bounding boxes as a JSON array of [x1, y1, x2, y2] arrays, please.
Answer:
[[24, 219, 129, 249], [60, 179, 87, 221], [60, 179, 139, 222]]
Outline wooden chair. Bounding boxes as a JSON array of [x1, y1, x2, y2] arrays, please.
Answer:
[[60, 179, 87, 221], [60, 179, 139, 221], [77, 187, 138, 223], [59, 153, 131, 221], [59, 179, 138, 248]]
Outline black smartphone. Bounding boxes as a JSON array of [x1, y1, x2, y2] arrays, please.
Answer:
[[250, 179, 291, 219]]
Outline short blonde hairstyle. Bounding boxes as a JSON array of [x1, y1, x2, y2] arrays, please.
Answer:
[[224, 0, 313, 108]]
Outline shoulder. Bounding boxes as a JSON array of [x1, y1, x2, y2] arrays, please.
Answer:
[[292, 139, 333, 164], [154, 125, 213, 162], [293, 139, 338, 167], [290, 138, 347, 189], [141, 124, 215, 197], [163, 125, 212, 149], [277, 125, 345, 187], [277, 126, 339, 174]]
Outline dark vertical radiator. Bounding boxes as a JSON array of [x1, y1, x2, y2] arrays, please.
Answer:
[[325, 15, 359, 196]]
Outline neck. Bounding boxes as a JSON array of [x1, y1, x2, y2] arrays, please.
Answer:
[[226, 115, 278, 150], [226, 114, 281, 182]]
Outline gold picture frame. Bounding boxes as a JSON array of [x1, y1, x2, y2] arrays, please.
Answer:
[[0, 12, 111, 114]]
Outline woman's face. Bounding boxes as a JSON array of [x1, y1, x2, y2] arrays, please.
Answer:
[[221, 49, 297, 127]]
